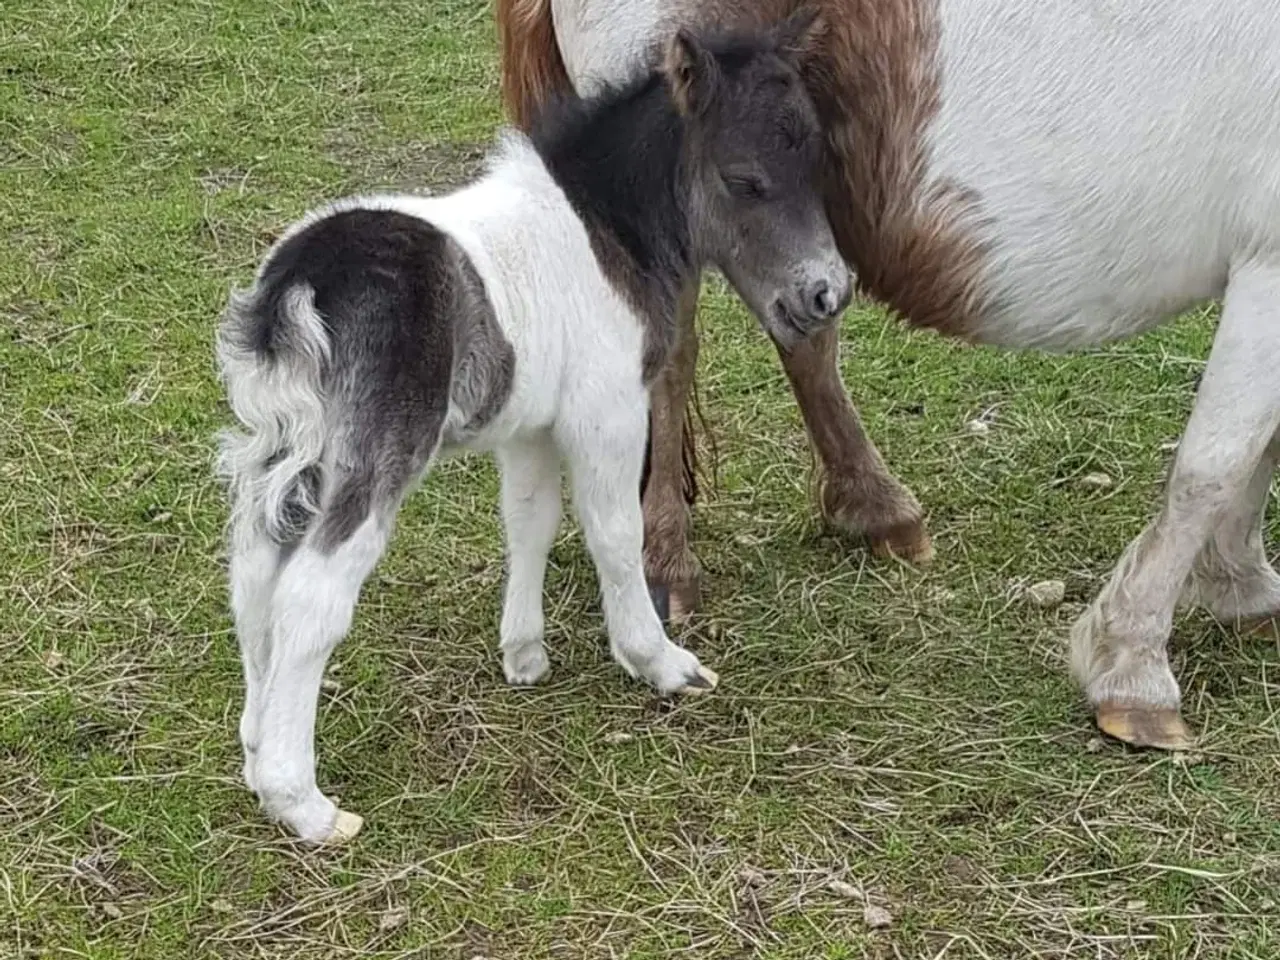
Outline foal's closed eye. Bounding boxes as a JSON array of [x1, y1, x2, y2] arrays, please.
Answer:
[[721, 172, 769, 200]]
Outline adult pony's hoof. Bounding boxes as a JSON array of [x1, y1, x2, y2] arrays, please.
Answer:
[[869, 520, 935, 566], [677, 664, 719, 695], [1095, 703, 1194, 752], [322, 809, 365, 845], [648, 578, 700, 626], [821, 473, 934, 566]]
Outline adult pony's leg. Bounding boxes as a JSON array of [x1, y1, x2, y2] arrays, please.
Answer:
[[1071, 261, 1280, 750], [773, 325, 933, 562], [1181, 428, 1280, 625], [643, 281, 702, 623]]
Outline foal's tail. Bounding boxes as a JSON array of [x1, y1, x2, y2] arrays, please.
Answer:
[[496, 0, 572, 130], [215, 283, 332, 547]]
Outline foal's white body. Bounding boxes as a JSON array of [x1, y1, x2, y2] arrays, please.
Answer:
[[228, 137, 708, 843], [548, 0, 1280, 741]]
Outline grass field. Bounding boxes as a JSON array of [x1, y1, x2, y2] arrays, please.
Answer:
[[4, 1, 1280, 957]]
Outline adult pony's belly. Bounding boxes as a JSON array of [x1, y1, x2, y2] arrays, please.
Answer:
[[551, 0, 677, 93]]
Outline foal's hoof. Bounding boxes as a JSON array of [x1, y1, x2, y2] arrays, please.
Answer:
[[1095, 703, 1194, 752], [322, 809, 365, 845], [648, 579, 700, 626], [676, 664, 719, 695], [869, 520, 935, 566]]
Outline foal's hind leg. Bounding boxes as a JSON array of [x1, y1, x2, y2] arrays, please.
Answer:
[[561, 388, 717, 694], [1072, 261, 1280, 750], [497, 434, 562, 685], [1182, 428, 1280, 625], [253, 508, 393, 844], [774, 325, 932, 563], [228, 519, 280, 795]]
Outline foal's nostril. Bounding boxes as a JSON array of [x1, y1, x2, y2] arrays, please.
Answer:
[[807, 280, 842, 320]]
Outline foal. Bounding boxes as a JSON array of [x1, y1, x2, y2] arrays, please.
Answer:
[[215, 12, 847, 844]]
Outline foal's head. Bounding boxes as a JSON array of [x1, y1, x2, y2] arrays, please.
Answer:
[[667, 8, 850, 347]]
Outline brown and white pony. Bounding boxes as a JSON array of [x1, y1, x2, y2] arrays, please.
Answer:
[[497, 0, 1280, 750]]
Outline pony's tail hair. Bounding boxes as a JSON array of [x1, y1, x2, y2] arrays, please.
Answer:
[[215, 283, 332, 548], [497, 0, 573, 130], [681, 371, 716, 505]]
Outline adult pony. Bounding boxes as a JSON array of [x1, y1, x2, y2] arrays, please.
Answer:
[[498, 0, 1280, 750]]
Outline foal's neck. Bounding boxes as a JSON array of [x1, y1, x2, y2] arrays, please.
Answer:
[[529, 74, 696, 378]]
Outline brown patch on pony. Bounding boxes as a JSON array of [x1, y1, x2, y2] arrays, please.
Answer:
[[497, 0, 573, 130], [803, 0, 990, 336]]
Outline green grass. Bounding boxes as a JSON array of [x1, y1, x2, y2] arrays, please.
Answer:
[[3, 1, 1279, 957]]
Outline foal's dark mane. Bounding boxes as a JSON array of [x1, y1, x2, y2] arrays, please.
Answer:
[[525, 28, 781, 381], [527, 70, 690, 379]]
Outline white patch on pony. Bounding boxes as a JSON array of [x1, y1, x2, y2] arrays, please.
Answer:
[[925, 0, 1280, 350]]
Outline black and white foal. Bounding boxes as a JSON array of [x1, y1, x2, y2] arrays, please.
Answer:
[[216, 12, 847, 844]]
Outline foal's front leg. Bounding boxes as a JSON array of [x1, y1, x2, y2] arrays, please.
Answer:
[[561, 392, 717, 694], [496, 435, 562, 685], [1072, 261, 1280, 750], [774, 324, 933, 563]]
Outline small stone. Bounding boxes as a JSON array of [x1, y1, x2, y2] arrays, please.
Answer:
[[1027, 579, 1066, 609], [863, 904, 893, 929], [1085, 737, 1106, 753], [42, 648, 64, 669], [828, 879, 861, 899], [603, 731, 634, 745], [150, 511, 173, 523], [965, 419, 990, 435], [1223, 831, 1237, 844], [101, 903, 124, 920], [379, 906, 409, 932], [321, 678, 341, 692], [1125, 899, 1147, 912], [1079, 472, 1113, 490]]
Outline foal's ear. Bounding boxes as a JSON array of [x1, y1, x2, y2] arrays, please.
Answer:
[[664, 28, 720, 116], [773, 5, 827, 64]]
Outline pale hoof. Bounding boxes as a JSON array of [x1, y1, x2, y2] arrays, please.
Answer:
[[1095, 703, 1194, 752], [676, 665, 719, 695], [503, 642, 551, 686], [324, 809, 364, 845]]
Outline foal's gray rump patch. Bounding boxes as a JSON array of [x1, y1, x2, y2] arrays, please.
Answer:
[[446, 239, 515, 441], [235, 206, 513, 552]]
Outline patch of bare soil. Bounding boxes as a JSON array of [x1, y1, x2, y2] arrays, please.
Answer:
[[325, 125, 487, 195]]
